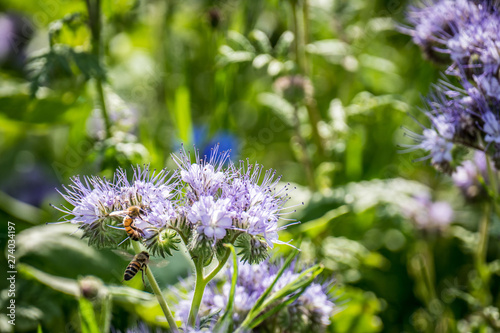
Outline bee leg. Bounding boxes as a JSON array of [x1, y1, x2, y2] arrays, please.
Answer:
[[117, 236, 130, 247], [141, 268, 147, 288], [107, 225, 126, 230]]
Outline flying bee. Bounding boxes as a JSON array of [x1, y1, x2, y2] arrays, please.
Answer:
[[108, 205, 150, 246], [123, 251, 150, 286]]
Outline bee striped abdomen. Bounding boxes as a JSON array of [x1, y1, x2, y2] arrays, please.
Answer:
[[123, 216, 141, 241], [122, 251, 149, 284], [124, 261, 142, 281]]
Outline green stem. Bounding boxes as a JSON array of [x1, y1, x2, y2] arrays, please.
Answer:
[[95, 79, 112, 138], [187, 259, 206, 327], [85, 0, 112, 139], [291, 0, 325, 158], [293, 104, 316, 191], [291, 1, 304, 72], [131, 242, 179, 333], [477, 204, 491, 269], [419, 240, 437, 303], [485, 153, 500, 218], [204, 248, 232, 283], [187, 247, 232, 327]]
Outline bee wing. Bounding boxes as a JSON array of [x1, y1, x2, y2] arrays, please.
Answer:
[[109, 210, 129, 217], [112, 249, 135, 260], [112, 249, 168, 268]]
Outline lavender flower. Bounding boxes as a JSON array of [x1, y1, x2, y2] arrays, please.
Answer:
[[402, 194, 454, 231], [188, 196, 233, 241], [174, 260, 336, 332], [452, 150, 494, 199], [401, 127, 454, 172], [172, 146, 297, 264], [482, 112, 500, 144], [173, 145, 230, 201]]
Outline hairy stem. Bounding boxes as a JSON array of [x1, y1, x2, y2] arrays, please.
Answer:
[[131, 242, 179, 332]]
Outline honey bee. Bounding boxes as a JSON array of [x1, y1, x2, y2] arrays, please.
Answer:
[[109, 205, 149, 246], [123, 251, 150, 286]]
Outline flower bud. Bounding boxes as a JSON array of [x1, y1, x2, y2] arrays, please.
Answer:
[[79, 276, 104, 300]]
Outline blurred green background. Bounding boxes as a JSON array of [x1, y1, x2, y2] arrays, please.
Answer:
[[1, 0, 499, 332]]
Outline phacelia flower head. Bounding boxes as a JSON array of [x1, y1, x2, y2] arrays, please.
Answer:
[[188, 196, 233, 242], [403, 0, 499, 66], [401, 0, 500, 172], [174, 259, 336, 332], [173, 146, 298, 265], [51, 165, 179, 249]]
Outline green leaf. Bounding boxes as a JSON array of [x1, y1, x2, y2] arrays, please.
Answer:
[[306, 39, 351, 64], [18, 263, 80, 296], [258, 92, 294, 126], [250, 30, 272, 54], [227, 31, 256, 53], [218, 45, 254, 65], [252, 54, 272, 69], [296, 205, 350, 237], [274, 31, 294, 57], [16, 224, 128, 282]]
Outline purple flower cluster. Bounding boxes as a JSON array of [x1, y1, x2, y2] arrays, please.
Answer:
[[53, 145, 296, 263], [174, 260, 335, 332], [173, 147, 296, 263], [402, 0, 500, 172], [52, 166, 178, 247]]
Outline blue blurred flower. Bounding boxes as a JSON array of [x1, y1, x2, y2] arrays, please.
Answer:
[[193, 125, 240, 161], [0, 13, 33, 71]]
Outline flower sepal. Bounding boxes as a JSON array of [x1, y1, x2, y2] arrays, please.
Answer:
[[144, 227, 182, 258]]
